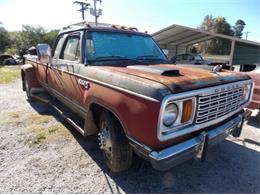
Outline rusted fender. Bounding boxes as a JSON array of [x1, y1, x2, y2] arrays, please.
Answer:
[[21, 64, 40, 90]]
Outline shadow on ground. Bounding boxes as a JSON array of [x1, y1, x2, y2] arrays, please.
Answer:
[[247, 110, 260, 129], [29, 100, 260, 193]]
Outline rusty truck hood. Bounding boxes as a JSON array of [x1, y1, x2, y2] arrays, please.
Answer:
[[100, 64, 250, 93]]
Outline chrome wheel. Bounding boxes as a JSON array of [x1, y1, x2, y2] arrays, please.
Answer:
[[98, 123, 112, 162], [98, 111, 133, 172]]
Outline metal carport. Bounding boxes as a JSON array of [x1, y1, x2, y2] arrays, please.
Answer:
[[152, 24, 260, 65]]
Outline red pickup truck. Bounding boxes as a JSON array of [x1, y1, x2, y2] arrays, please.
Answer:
[[21, 22, 253, 172]]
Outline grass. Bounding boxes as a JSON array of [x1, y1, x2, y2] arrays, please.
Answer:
[[48, 125, 60, 133], [0, 111, 22, 125], [27, 113, 52, 124], [0, 66, 20, 84], [8, 111, 20, 118], [25, 123, 71, 146], [4, 110, 72, 146], [26, 133, 47, 145]]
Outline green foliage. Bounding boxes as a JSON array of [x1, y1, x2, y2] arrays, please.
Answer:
[[0, 66, 21, 84], [19, 25, 47, 49], [1, 24, 59, 55], [43, 29, 60, 47], [5, 48, 18, 55], [213, 17, 232, 35], [0, 27, 11, 53], [197, 15, 246, 55], [200, 15, 214, 31], [233, 19, 246, 38]]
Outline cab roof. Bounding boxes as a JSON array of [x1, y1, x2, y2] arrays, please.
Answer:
[[59, 21, 149, 36]]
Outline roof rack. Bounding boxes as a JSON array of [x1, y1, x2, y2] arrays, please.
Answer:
[[62, 21, 139, 32]]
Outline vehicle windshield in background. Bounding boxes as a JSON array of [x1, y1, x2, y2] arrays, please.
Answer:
[[193, 55, 203, 61], [86, 31, 167, 65]]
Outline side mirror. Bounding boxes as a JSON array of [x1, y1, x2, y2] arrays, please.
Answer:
[[36, 44, 52, 64]]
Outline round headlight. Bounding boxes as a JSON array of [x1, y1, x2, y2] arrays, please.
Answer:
[[163, 103, 178, 127]]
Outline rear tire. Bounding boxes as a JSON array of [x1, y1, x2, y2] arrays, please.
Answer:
[[98, 110, 133, 172]]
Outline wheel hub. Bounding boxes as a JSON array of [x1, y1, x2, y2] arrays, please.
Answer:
[[98, 127, 112, 160]]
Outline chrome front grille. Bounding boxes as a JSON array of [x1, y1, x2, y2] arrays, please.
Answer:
[[196, 87, 243, 124]]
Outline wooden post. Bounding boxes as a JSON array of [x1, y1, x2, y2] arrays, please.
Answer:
[[229, 40, 236, 66]]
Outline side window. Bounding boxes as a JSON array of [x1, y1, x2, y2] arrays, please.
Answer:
[[53, 35, 65, 59], [61, 36, 80, 61], [183, 54, 188, 60]]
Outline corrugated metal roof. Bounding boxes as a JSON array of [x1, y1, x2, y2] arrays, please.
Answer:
[[153, 24, 260, 47]]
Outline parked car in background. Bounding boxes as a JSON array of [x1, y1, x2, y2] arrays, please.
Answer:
[[171, 53, 232, 70], [0, 54, 17, 65], [171, 54, 209, 65], [22, 46, 37, 64]]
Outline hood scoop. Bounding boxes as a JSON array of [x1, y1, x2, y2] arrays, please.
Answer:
[[127, 65, 180, 76]]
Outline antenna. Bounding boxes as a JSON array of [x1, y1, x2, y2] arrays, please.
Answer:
[[244, 31, 251, 40]]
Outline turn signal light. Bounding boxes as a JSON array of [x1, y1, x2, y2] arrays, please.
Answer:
[[181, 99, 193, 123]]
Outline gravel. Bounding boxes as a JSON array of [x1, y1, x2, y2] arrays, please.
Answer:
[[0, 79, 259, 193]]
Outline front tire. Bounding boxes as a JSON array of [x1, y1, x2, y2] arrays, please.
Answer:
[[98, 110, 133, 172]]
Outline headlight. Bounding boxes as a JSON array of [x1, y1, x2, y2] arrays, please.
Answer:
[[241, 83, 251, 103], [163, 103, 178, 127], [160, 97, 196, 134]]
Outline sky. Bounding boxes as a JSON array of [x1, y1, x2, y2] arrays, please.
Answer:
[[0, 0, 260, 42]]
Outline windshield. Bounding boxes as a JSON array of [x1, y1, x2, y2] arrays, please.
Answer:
[[85, 31, 167, 65], [194, 55, 203, 61]]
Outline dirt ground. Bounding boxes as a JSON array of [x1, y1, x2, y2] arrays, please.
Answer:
[[0, 78, 259, 193]]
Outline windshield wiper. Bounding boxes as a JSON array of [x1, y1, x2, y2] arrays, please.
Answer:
[[90, 56, 144, 63], [135, 55, 167, 61]]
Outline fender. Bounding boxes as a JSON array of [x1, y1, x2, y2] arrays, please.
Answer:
[[87, 99, 128, 134], [21, 64, 41, 91], [78, 77, 162, 149]]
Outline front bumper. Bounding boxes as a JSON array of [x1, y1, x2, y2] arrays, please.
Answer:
[[132, 110, 251, 171]]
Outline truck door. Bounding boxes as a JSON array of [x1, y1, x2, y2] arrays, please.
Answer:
[[47, 34, 66, 93], [48, 32, 83, 104]]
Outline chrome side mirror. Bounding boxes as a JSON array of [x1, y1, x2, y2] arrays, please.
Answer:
[[36, 44, 52, 64]]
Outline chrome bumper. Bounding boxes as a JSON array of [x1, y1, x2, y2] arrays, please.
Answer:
[[139, 111, 249, 171]]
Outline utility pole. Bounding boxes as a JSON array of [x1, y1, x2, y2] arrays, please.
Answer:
[[244, 31, 250, 40], [74, 1, 90, 20]]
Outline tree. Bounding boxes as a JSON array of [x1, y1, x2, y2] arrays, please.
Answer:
[[199, 15, 214, 31], [197, 15, 234, 55], [19, 25, 47, 49], [5, 25, 59, 55], [212, 17, 232, 35], [233, 19, 246, 38], [0, 27, 11, 53], [43, 29, 59, 47]]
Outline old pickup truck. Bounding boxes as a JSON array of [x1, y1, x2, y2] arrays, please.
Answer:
[[21, 22, 254, 172]]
